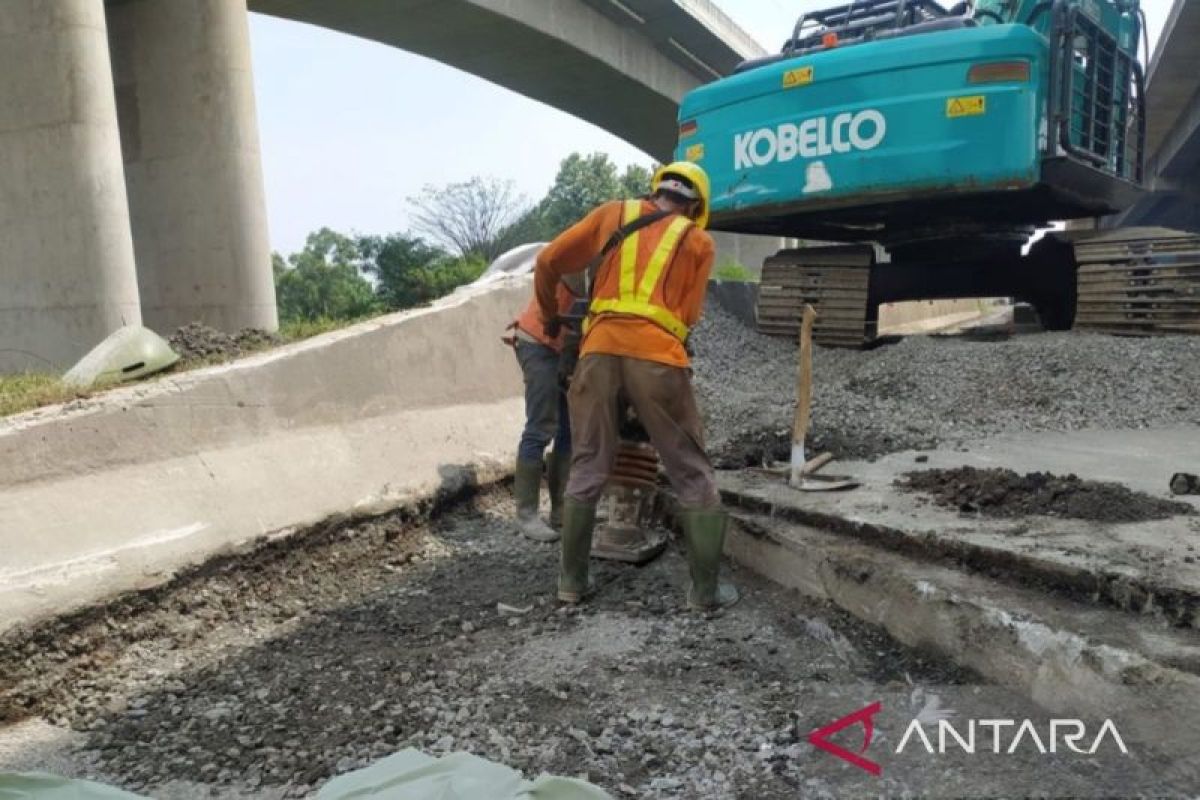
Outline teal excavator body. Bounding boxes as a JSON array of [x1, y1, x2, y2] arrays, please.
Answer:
[[676, 0, 1145, 244], [672, 0, 1152, 340]]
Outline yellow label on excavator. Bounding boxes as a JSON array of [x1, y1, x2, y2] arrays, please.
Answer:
[[946, 95, 986, 118], [782, 66, 814, 89], [685, 142, 705, 161]]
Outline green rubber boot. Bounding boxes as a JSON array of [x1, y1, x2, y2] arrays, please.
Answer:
[[557, 498, 597, 603], [546, 450, 571, 529], [513, 459, 559, 543], [681, 508, 740, 611]]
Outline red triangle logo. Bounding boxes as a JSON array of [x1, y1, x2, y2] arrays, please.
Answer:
[[807, 701, 883, 775]]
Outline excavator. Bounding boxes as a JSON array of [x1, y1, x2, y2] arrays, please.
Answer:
[[675, 0, 1200, 345]]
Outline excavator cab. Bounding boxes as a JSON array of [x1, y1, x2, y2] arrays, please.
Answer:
[[675, 0, 1161, 343]]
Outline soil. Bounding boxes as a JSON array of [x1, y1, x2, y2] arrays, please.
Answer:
[[896, 466, 1198, 522], [168, 323, 281, 365], [1, 488, 1183, 797]]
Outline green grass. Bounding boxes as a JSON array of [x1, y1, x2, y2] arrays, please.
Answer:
[[713, 259, 759, 283], [278, 316, 360, 342], [0, 373, 90, 418]]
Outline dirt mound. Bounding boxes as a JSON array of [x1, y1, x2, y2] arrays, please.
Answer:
[[168, 322, 280, 365], [896, 466, 1195, 522]]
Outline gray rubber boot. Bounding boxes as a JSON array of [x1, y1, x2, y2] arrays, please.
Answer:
[[680, 508, 740, 611], [513, 459, 559, 542], [557, 498, 597, 603], [546, 449, 571, 529]]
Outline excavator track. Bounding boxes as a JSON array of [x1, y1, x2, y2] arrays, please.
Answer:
[[756, 245, 877, 347], [754, 228, 1200, 345], [1069, 227, 1200, 336]]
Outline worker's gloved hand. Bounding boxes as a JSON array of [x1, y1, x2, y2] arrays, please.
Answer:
[[544, 316, 563, 340]]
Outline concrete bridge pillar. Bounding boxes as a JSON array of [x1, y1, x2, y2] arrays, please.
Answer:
[[107, 0, 277, 334], [0, 0, 142, 373]]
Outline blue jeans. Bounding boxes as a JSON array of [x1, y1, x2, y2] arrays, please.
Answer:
[[515, 338, 571, 462]]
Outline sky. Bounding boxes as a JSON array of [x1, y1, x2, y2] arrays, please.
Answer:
[[249, 0, 1175, 254]]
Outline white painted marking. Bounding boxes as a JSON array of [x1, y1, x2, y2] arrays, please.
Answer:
[[803, 161, 833, 193]]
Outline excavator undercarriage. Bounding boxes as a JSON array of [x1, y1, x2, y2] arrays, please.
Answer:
[[755, 227, 1200, 346]]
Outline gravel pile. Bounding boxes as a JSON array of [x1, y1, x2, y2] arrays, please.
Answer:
[[896, 466, 1196, 522], [690, 301, 1200, 466], [168, 323, 281, 365]]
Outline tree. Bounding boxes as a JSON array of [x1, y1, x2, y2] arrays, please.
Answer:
[[408, 177, 528, 262], [520, 153, 659, 244], [537, 152, 622, 236], [358, 233, 485, 311], [619, 163, 654, 199], [496, 205, 554, 250], [274, 228, 380, 323]]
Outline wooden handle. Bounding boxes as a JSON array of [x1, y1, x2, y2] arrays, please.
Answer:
[[801, 451, 834, 476], [793, 304, 817, 447]]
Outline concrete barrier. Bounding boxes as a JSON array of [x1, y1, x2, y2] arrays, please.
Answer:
[[877, 298, 996, 334], [0, 278, 532, 634]]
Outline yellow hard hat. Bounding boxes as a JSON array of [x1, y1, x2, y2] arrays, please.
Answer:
[[652, 161, 711, 230]]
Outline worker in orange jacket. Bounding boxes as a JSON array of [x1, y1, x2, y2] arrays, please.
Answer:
[[533, 161, 738, 610], [507, 277, 586, 542]]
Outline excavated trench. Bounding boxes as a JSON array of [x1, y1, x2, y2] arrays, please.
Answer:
[[0, 484, 1189, 798]]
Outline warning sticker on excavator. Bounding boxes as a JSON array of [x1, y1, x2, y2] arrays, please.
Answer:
[[782, 66, 814, 89], [685, 142, 705, 161], [946, 95, 986, 117]]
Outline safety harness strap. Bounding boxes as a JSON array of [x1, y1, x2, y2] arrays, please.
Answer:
[[587, 203, 694, 342]]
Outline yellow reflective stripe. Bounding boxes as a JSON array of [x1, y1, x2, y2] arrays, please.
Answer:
[[585, 202, 695, 342], [588, 298, 690, 341], [618, 200, 641, 299], [636, 216, 692, 303]]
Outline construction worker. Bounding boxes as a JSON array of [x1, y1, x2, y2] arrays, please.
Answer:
[[533, 162, 737, 610], [505, 276, 585, 542]]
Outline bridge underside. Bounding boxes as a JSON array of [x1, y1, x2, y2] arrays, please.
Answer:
[[248, 0, 719, 161]]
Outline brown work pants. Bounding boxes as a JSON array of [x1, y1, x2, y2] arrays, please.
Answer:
[[566, 353, 719, 509]]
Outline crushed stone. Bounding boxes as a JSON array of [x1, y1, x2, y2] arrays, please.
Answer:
[[168, 323, 281, 365], [896, 466, 1197, 522], [0, 490, 1185, 797], [689, 300, 1200, 467]]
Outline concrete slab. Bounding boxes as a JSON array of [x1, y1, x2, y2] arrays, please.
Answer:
[[719, 426, 1200, 627], [0, 278, 533, 634], [725, 510, 1200, 778]]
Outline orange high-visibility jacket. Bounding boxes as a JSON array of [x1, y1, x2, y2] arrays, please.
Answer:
[[534, 199, 715, 368], [514, 283, 578, 351]]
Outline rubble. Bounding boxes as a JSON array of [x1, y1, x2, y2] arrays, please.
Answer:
[[1, 491, 1176, 797], [167, 322, 281, 365], [689, 300, 1200, 466], [896, 466, 1196, 522]]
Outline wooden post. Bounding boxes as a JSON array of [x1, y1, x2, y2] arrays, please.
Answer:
[[789, 305, 817, 487]]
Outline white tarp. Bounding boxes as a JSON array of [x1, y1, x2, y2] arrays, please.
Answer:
[[473, 243, 546, 286], [0, 773, 144, 799], [317, 749, 611, 799], [0, 750, 612, 800]]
